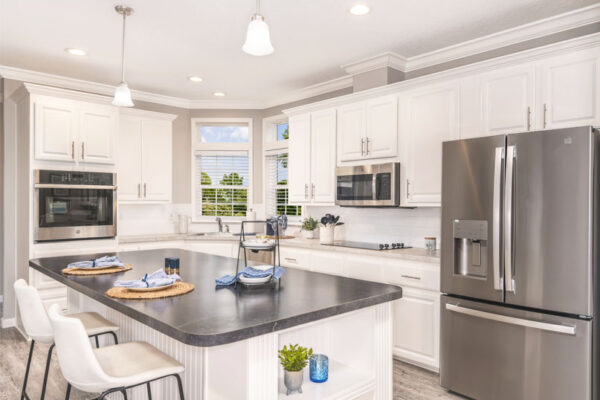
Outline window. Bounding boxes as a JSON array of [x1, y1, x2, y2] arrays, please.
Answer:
[[191, 118, 252, 220], [263, 116, 301, 220]]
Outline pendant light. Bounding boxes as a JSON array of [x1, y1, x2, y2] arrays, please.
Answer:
[[242, 0, 274, 56], [112, 5, 134, 107]]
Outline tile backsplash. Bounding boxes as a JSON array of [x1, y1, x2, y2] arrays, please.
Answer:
[[303, 206, 441, 249]]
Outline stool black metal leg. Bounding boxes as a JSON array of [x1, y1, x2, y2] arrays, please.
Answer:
[[109, 331, 118, 345], [64, 383, 71, 400], [174, 374, 185, 400], [146, 382, 152, 400], [20, 340, 35, 400], [94, 335, 100, 348], [121, 389, 128, 399], [40, 343, 55, 400]]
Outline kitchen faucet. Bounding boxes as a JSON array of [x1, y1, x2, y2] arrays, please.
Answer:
[[216, 217, 223, 233]]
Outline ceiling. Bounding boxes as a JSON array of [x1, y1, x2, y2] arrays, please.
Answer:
[[0, 0, 597, 106]]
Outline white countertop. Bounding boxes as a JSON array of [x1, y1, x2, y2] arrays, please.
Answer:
[[118, 233, 440, 264]]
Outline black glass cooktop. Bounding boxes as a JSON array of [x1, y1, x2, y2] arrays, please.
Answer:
[[324, 241, 412, 251]]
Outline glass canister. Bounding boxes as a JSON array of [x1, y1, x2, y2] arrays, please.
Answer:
[[309, 354, 328, 383]]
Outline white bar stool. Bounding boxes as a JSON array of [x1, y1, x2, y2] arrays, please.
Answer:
[[14, 279, 119, 400], [47, 304, 185, 400]]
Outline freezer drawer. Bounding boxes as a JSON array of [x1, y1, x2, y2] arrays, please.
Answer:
[[440, 295, 592, 400]]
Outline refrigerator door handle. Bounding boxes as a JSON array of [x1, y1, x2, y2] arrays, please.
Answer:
[[445, 303, 576, 335], [504, 145, 516, 293], [493, 147, 504, 291]]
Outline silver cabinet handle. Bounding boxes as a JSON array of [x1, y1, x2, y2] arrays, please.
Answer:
[[366, 137, 370, 155], [144, 183, 147, 198], [504, 145, 516, 293], [406, 179, 410, 198], [311, 183, 315, 199], [360, 138, 365, 156], [304, 184, 308, 199], [446, 303, 575, 335], [137, 183, 141, 198], [81, 142, 85, 159], [526, 107, 531, 131], [492, 147, 504, 291], [543, 103, 548, 128], [284, 257, 297, 263], [71, 141, 75, 159], [401, 274, 421, 280]]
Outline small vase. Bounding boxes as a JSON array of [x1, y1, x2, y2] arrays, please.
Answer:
[[302, 230, 315, 239], [319, 225, 334, 244], [284, 370, 304, 395]]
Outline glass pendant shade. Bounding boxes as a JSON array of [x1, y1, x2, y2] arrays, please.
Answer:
[[242, 14, 274, 56], [112, 81, 134, 107]]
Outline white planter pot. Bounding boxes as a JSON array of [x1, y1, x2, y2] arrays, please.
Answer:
[[302, 230, 315, 239], [319, 225, 334, 244], [284, 370, 304, 395], [334, 224, 345, 241]]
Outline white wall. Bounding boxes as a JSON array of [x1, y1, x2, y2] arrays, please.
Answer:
[[304, 206, 441, 249]]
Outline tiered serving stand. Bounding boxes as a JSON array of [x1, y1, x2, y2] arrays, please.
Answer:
[[234, 220, 281, 288]]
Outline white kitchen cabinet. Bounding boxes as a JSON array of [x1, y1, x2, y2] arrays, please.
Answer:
[[288, 110, 336, 205], [338, 97, 398, 163], [342, 254, 384, 282], [117, 110, 175, 203], [33, 95, 117, 164], [481, 64, 536, 134], [33, 96, 78, 162], [400, 81, 459, 206], [393, 287, 440, 372], [540, 48, 600, 129], [279, 246, 311, 270], [186, 242, 235, 258], [288, 114, 311, 203]]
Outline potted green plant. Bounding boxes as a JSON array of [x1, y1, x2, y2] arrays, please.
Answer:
[[278, 344, 313, 395], [300, 217, 318, 239]]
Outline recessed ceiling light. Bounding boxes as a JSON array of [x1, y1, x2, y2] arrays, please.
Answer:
[[350, 4, 370, 15], [65, 48, 87, 56], [188, 76, 203, 83], [213, 92, 226, 97]]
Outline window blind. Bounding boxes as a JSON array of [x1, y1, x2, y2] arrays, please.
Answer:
[[194, 152, 249, 217], [265, 152, 301, 218]]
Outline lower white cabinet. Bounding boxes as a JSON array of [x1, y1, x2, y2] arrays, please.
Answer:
[[393, 287, 440, 371]]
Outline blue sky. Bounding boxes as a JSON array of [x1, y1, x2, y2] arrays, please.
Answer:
[[201, 126, 249, 143]]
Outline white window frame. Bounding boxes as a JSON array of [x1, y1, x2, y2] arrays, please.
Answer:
[[262, 115, 302, 223], [191, 117, 253, 222]]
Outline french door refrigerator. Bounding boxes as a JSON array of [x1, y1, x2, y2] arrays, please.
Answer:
[[440, 126, 599, 400]]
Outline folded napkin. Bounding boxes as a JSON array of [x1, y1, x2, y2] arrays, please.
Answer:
[[67, 255, 125, 269], [215, 266, 285, 286], [114, 269, 181, 289]]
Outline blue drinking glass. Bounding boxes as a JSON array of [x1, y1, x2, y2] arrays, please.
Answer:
[[309, 354, 328, 383]]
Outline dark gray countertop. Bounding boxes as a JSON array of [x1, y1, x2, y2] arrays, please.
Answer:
[[30, 249, 402, 347]]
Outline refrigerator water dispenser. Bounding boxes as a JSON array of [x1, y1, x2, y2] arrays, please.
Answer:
[[453, 220, 488, 278]]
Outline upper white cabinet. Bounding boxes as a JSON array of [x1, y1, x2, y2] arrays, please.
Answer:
[[288, 109, 336, 204], [338, 96, 398, 162], [33, 95, 116, 164], [117, 110, 176, 203], [481, 64, 536, 135], [400, 81, 459, 206], [540, 48, 600, 129]]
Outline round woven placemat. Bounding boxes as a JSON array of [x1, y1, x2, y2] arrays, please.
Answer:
[[105, 282, 195, 300], [61, 264, 133, 276]]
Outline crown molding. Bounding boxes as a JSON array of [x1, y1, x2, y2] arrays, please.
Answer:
[[120, 107, 178, 121], [403, 3, 600, 72], [341, 51, 408, 75], [262, 75, 353, 109]]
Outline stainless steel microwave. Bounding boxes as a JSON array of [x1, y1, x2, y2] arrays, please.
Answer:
[[335, 162, 401, 206], [34, 170, 117, 242]]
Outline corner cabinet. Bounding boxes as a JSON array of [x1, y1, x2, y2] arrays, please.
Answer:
[[288, 109, 336, 205], [33, 95, 117, 164], [337, 95, 398, 163], [399, 81, 459, 206], [117, 110, 176, 203]]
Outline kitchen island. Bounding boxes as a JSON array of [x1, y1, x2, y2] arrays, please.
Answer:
[[30, 248, 402, 400]]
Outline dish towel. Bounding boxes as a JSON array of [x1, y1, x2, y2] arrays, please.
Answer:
[[215, 266, 285, 286], [67, 255, 125, 269], [114, 269, 182, 289]]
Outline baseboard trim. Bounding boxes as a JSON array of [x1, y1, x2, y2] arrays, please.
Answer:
[[393, 353, 439, 373]]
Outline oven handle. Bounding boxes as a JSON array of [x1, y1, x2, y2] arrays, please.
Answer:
[[34, 184, 118, 190]]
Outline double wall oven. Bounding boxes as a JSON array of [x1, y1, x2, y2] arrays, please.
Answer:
[[34, 170, 117, 242]]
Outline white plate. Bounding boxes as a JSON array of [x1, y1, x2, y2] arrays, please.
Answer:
[[127, 282, 176, 292], [239, 274, 271, 284], [252, 264, 275, 271], [69, 264, 123, 270], [243, 240, 275, 249]]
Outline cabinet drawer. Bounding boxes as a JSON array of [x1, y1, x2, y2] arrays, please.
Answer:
[[385, 260, 439, 291], [310, 251, 343, 275], [279, 247, 311, 270], [342, 254, 384, 283]]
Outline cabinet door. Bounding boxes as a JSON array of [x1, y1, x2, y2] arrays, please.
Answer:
[[79, 103, 117, 164], [337, 102, 366, 162], [140, 119, 172, 202], [288, 114, 311, 203], [393, 287, 440, 371], [117, 116, 143, 201], [33, 96, 78, 162], [541, 49, 600, 129], [310, 109, 336, 204], [481, 64, 535, 134], [365, 95, 398, 159], [403, 82, 459, 206]]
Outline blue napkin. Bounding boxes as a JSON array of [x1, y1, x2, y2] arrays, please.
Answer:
[[114, 269, 181, 289], [67, 256, 125, 269], [216, 266, 285, 286]]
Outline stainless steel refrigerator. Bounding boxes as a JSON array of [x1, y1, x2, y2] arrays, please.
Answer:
[[440, 126, 599, 400]]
